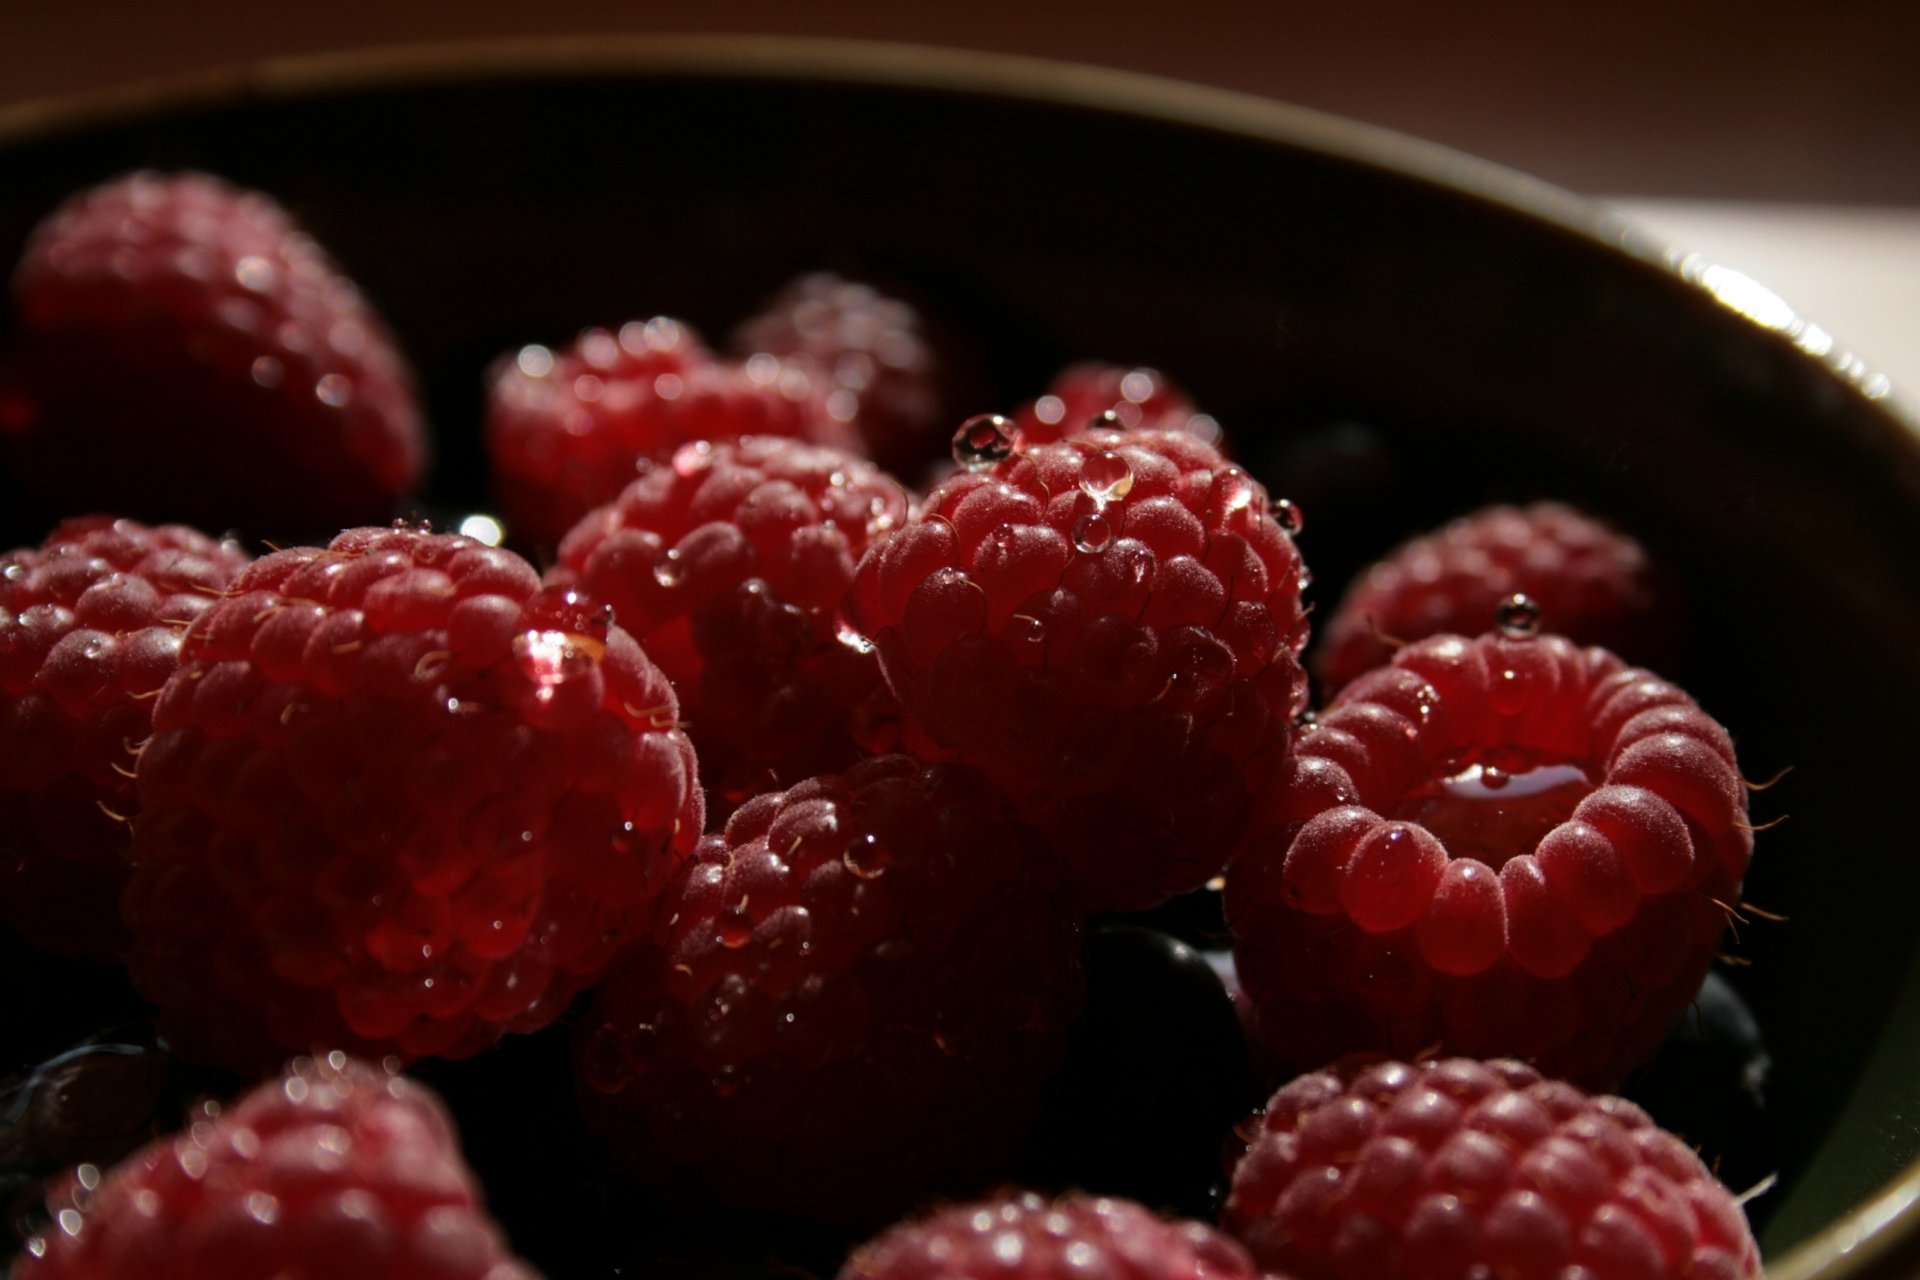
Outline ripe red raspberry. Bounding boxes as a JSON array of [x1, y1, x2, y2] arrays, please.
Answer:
[[550, 435, 910, 815], [1222, 1057, 1761, 1280], [728, 272, 945, 477], [14, 1053, 540, 1280], [0, 517, 250, 958], [123, 526, 703, 1072], [1227, 629, 1753, 1088], [0, 171, 426, 535], [1009, 363, 1218, 448], [575, 755, 1083, 1223], [846, 426, 1310, 911], [840, 1190, 1264, 1280], [1314, 502, 1672, 696], [486, 317, 862, 546]]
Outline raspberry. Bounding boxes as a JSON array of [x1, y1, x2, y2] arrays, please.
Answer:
[[0, 171, 426, 535], [1314, 502, 1672, 696], [485, 318, 861, 546], [728, 272, 945, 477], [122, 526, 702, 1071], [1009, 363, 1218, 448], [840, 1191, 1264, 1280], [575, 755, 1083, 1223], [1227, 630, 1753, 1087], [846, 427, 1310, 911], [550, 435, 910, 815], [14, 1053, 540, 1280], [1222, 1057, 1762, 1280], [0, 517, 250, 958]]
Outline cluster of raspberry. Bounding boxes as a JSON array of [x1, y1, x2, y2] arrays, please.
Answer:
[[0, 171, 1762, 1280]]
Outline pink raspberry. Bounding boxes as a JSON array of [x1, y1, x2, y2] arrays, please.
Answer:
[[847, 426, 1310, 911], [841, 1190, 1265, 1280], [123, 526, 702, 1071], [549, 435, 910, 815], [1314, 502, 1673, 695], [485, 318, 861, 546], [15, 1053, 540, 1280], [0, 517, 250, 958], [575, 755, 1083, 1223], [728, 272, 946, 477], [1009, 363, 1217, 447], [1227, 629, 1754, 1088], [1222, 1057, 1761, 1280], [0, 171, 426, 535]]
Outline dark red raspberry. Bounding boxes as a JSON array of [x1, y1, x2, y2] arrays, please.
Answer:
[[728, 272, 944, 477], [550, 435, 910, 816], [840, 1190, 1264, 1280], [1227, 630, 1753, 1088], [0, 171, 426, 535], [575, 755, 1083, 1223], [1223, 1057, 1761, 1280], [1009, 363, 1218, 448], [846, 427, 1310, 911], [123, 526, 703, 1071], [486, 318, 861, 546], [1314, 502, 1673, 696], [0, 517, 250, 958], [15, 1053, 540, 1280]]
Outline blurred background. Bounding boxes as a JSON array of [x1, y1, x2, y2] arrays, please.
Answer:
[[4, 0, 1918, 385]]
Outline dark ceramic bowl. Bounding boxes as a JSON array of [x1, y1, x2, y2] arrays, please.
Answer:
[[1, 35, 1917, 1279]]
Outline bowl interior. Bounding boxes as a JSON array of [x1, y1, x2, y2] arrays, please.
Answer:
[[2, 38, 1918, 1274]]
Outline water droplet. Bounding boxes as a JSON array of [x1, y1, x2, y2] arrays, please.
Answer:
[[843, 833, 891, 879], [2, 562, 23, 582], [1294, 708, 1319, 728], [1078, 450, 1135, 503], [1297, 566, 1314, 592], [1007, 614, 1047, 645], [835, 623, 876, 655], [653, 550, 685, 589], [524, 585, 613, 638], [1212, 467, 1258, 519], [456, 514, 504, 546], [512, 629, 604, 687], [1497, 593, 1541, 638], [1275, 498, 1305, 536], [671, 440, 714, 476], [951, 415, 1017, 471], [1072, 512, 1113, 554], [716, 910, 753, 948], [1089, 408, 1125, 433]]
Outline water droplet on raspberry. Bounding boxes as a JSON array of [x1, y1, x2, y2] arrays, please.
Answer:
[[1275, 497, 1305, 536], [1298, 566, 1315, 592], [1211, 468, 1258, 520], [672, 440, 715, 476], [523, 585, 613, 638], [716, 910, 753, 948], [3, 563, 24, 582], [653, 550, 686, 589], [1007, 614, 1047, 645], [511, 628, 605, 687], [835, 623, 877, 655], [843, 832, 891, 879], [1073, 512, 1113, 554], [1497, 592, 1542, 638], [1090, 408, 1126, 432], [1078, 450, 1136, 503], [456, 513, 504, 546], [952, 415, 1017, 471]]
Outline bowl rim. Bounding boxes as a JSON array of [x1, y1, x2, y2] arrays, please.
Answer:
[[0, 31, 1914, 1278]]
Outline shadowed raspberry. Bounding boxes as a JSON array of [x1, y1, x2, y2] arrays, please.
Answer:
[[14, 1053, 540, 1280], [575, 755, 1083, 1223], [486, 317, 862, 546], [0, 517, 250, 958], [123, 526, 703, 1071], [1223, 1057, 1761, 1280], [847, 428, 1310, 911], [550, 435, 910, 817], [1009, 363, 1219, 448], [1314, 502, 1675, 696], [840, 1190, 1264, 1280], [0, 171, 426, 536], [1228, 631, 1753, 1088], [728, 272, 945, 478]]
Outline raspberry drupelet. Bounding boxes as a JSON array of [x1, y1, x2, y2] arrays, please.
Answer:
[[0, 171, 426, 536], [575, 755, 1083, 1224], [1314, 502, 1673, 696], [0, 517, 251, 958], [846, 425, 1310, 911], [840, 1190, 1266, 1280], [1227, 629, 1753, 1088], [1222, 1057, 1761, 1280], [549, 435, 910, 816], [14, 1053, 541, 1280], [485, 317, 862, 547], [122, 526, 703, 1072], [1009, 363, 1216, 448]]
